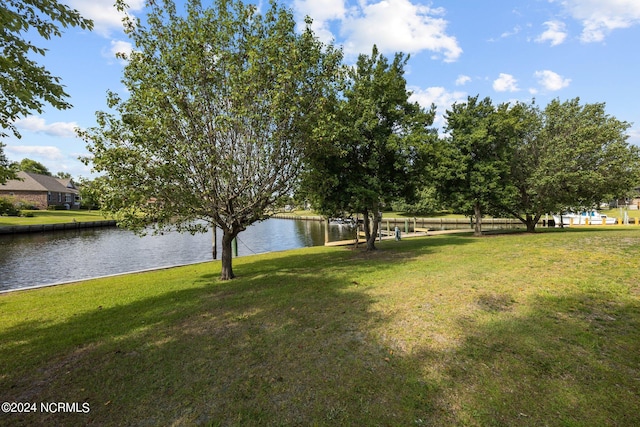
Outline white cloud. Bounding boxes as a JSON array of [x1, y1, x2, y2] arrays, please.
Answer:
[[5, 145, 65, 161], [455, 75, 471, 86], [409, 86, 467, 130], [554, 0, 640, 42], [103, 39, 133, 63], [501, 25, 522, 39], [63, 0, 145, 37], [534, 69, 571, 90], [626, 127, 640, 147], [295, 0, 346, 21], [296, 0, 462, 61], [493, 73, 519, 92], [294, 0, 346, 43], [536, 20, 568, 46], [14, 116, 79, 138]]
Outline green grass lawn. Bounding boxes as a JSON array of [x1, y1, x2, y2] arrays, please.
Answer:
[[601, 207, 640, 219], [0, 210, 109, 226], [1, 228, 639, 425]]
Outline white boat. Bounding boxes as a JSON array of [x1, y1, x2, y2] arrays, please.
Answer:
[[552, 211, 617, 226], [329, 217, 356, 227]]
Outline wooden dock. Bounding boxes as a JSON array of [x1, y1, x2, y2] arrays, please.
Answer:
[[325, 228, 470, 247]]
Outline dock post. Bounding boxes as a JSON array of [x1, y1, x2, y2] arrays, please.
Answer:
[[324, 217, 329, 244], [405, 219, 409, 234], [212, 227, 217, 260], [232, 237, 238, 257]]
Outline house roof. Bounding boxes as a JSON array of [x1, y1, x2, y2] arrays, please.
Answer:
[[0, 171, 78, 194]]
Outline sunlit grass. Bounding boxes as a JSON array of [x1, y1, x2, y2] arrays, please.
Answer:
[[0, 210, 110, 226], [1, 228, 639, 425]]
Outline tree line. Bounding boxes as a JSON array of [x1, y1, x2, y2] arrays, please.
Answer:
[[2, 0, 639, 280]]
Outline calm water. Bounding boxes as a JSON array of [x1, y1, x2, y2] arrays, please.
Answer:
[[0, 218, 356, 291]]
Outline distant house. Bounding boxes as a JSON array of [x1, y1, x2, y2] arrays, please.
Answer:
[[614, 186, 640, 210], [0, 171, 80, 210]]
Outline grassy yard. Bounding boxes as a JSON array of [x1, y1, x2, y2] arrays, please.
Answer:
[[1, 228, 639, 425], [601, 207, 640, 219], [0, 210, 109, 226]]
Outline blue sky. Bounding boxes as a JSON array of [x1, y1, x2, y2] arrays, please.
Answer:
[[5, 0, 640, 178]]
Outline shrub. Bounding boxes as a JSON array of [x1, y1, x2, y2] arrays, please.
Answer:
[[0, 197, 20, 216]]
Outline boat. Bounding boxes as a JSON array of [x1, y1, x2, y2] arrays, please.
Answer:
[[329, 217, 356, 227], [552, 211, 617, 226]]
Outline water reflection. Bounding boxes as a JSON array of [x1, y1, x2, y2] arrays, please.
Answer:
[[0, 218, 355, 291]]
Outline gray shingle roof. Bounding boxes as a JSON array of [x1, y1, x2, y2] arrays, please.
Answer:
[[0, 171, 78, 194]]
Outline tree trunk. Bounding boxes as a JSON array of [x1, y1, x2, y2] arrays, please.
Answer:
[[525, 214, 537, 233], [354, 214, 359, 249], [362, 209, 377, 251], [220, 230, 237, 280], [363, 209, 371, 248], [473, 202, 483, 236], [367, 213, 379, 251]]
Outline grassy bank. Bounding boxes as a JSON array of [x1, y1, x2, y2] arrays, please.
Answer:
[[0, 210, 109, 226], [1, 228, 639, 425]]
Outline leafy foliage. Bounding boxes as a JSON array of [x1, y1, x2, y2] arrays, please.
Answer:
[[18, 157, 51, 175], [0, 143, 18, 184], [435, 96, 640, 233], [0, 197, 20, 216], [436, 96, 515, 235], [80, 0, 342, 279], [0, 0, 92, 139], [303, 46, 436, 249], [503, 98, 640, 231]]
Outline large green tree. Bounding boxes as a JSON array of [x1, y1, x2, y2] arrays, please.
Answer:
[[18, 157, 51, 175], [303, 46, 435, 250], [436, 96, 515, 236], [503, 98, 640, 231], [80, 0, 342, 280]]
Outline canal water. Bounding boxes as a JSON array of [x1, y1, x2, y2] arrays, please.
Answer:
[[0, 218, 357, 291]]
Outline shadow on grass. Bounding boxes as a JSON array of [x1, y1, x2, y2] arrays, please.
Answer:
[[2, 232, 638, 425], [0, 237, 464, 425], [405, 290, 640, 426]]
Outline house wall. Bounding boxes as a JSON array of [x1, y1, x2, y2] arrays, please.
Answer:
[[0, 191, 48, 209], [0, 191, 79, 209], [47, 192, 80, 209]]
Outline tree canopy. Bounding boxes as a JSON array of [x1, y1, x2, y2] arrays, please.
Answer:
[[18, 158, 51, 175], [80, 0, 342, 280], [302, 46, 436, 250], [503, 98, 640, 231], [435, 96, 640, 233], [436, 96, 515, 236]]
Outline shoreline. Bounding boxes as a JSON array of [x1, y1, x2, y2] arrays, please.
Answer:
[[0, 260, 212, 295], [0, 219, 117, 235]]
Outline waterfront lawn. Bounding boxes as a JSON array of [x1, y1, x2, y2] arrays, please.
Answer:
[[601, 207, 640, 219], [0, 210, 109, 226], [1, 228, 639, 425]]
